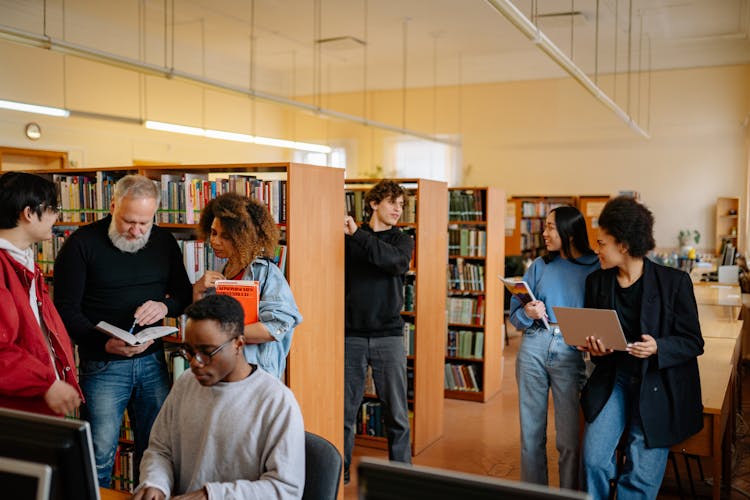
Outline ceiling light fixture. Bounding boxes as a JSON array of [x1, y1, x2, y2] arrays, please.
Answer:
[[0, 99, 70, 117], [484, 0, 649, 138], [145, 120, 332, 154]]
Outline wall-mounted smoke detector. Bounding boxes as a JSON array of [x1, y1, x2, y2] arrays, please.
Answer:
[[315, 36, 366, 51]]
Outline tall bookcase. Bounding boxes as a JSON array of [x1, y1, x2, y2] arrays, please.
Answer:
[[345, 178, 447, 456], [445, 187, 505, 402], [505, 195, 610, 257], [13, 163, 345, 488], [716, 196, 740, 255]]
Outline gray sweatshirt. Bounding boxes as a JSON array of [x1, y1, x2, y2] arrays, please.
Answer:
[[137, 366, 305, 499]]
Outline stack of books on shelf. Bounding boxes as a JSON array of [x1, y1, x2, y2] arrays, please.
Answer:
[[446, 296, 485, 325], [447, 228, 486, 256], [444, 363, 481, 392], [34, 226, 77, 275], [446, 330, 484, 359], [447, 259, 485, 291], [448, 190, 485, 221], [520, 200, 566, 217]]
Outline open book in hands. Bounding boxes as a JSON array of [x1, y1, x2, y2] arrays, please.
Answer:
[[499, 277, 550, 329], [95, 321, 177, 346]]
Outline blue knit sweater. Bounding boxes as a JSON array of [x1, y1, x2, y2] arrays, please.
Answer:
[[509, 253, 600, 330]]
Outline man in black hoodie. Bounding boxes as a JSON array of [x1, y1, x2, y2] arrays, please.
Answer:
[[343, 179, 414, 483]]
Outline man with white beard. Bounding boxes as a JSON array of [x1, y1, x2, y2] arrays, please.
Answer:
[[54, 174, 192, 488]]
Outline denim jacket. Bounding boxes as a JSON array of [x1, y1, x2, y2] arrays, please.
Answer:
[[210, 258, 302, 378]]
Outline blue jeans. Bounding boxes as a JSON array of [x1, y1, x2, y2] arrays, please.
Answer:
[[516, 325, 585, 489], [79, 352, 170, 486], [344, 336, 412, 472], [582, 371, 670, 500]]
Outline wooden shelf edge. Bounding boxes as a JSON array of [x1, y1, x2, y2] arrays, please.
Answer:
[[355, 435, 389, 450], [444, 390, 485, 402]]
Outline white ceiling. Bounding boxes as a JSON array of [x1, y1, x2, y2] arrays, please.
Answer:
[[1, 0, 749, 98]]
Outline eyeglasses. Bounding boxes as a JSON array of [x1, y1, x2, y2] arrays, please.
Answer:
[[38, 203, 62, 214], [178, 336, 238, 366]]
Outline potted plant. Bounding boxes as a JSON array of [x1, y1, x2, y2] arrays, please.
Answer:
[[678, 229, 700, 256]]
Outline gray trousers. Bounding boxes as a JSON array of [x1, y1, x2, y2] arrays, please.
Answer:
[[344, 336, 412, 471]]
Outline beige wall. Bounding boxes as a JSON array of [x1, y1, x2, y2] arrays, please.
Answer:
[[0, 39, 748, 251], [315, 65, 750, 252]]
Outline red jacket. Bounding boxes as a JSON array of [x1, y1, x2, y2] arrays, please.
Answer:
[[0, 248, 83, 416]]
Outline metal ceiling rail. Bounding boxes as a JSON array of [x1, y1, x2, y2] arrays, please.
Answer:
[[484, 0, 650, 139], [0, 23, 459, 147]]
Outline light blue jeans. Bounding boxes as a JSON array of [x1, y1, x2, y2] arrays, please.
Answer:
[[516, 325, 586, 489], [79, 352, 170, 486], [582, 371, 670, 500]]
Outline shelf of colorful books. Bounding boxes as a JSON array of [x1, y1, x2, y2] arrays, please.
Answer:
[[347, 178, 446, 456], [445, 187, 505, 403]]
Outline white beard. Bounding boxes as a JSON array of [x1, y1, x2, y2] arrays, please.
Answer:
[[108, 220, 152, 253]]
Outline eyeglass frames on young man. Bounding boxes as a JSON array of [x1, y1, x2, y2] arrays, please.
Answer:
[[178, 336, 239, 366], [38, 203, 62, 214]]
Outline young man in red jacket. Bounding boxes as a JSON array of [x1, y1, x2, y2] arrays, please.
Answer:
[[0, 172, 82, 416]]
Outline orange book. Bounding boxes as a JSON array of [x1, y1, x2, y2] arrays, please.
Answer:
[[214, 280, 259, 325]]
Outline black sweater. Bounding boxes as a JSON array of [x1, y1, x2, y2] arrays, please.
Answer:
[[345, 224, 414, 337], [54, 216, 193, 361]]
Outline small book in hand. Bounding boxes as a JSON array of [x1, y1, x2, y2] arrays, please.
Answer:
[[499, 277, 550, 329], [215, 280, 259, 325], [95, 321, 178, 346]]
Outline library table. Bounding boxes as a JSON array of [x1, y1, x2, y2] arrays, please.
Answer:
[[693, 283, 742, 318], [670, 336, 738, 500], [101, 487, 130, 499]]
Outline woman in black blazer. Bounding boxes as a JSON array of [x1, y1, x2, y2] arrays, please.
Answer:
[[580, 196, 704, 500]]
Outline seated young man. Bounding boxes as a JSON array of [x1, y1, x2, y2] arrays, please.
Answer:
[[133, 294, 305, 500]]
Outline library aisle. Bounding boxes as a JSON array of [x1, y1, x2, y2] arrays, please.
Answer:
[[346, 326, 750, 499]]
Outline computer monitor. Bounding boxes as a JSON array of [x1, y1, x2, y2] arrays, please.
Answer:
[[0, 456, 52, 500], [0, 408, 100, 500], [358, 458, 591, 500]]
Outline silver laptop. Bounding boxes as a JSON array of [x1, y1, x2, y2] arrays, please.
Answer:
[[552, 307, 629, 351]]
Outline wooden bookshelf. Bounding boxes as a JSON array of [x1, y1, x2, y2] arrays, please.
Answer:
[[15, 163, 345, 490], [716, 196, 740, 255], [505, 195, 610, 257], [346, 178, 446, 456], [446, 187, 505, 402]]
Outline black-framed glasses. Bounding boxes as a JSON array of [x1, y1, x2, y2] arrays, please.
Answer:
[[178, 336, 238, 366]]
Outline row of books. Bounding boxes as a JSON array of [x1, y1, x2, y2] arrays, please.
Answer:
[[448, 190, 486, 221], [403, 322, 415, 357], [446, 296, 485, 326], [34, 226, 77, 274], [520, 200, 567, 218], [344, 190, 417, 224], [356, 401, 386, 437], [158, 173, 287, 225], [447, 228, 486, 257], [118, 412, 134, 442], [520, 232, 545, 252], [402, 281, 415, 312], [446, 330, 484, 359], [54, 172, 119, 223], [447, 259, 485, 292], [444, 363, 482, 392], [110, 443, 135, 492]]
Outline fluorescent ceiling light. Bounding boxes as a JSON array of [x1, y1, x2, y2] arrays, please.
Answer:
[[0, 99, 70, 117], [145, 120, 332, 154]]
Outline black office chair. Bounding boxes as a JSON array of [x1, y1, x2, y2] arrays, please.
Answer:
[[302, 431, 342, 500]]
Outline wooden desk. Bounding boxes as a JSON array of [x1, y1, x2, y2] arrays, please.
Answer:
[[101, 488, 130, 499], [694, 283, 742, 318], [671, 337, 738, 499]]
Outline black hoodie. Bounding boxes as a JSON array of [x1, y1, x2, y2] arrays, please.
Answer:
[[345, 223, 414, 337]]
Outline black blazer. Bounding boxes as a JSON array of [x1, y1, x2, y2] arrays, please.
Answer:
[[580, 258, 704, 448]]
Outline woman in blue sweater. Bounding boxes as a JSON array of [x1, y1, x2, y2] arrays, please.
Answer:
[[509, 205, 599, 489]]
